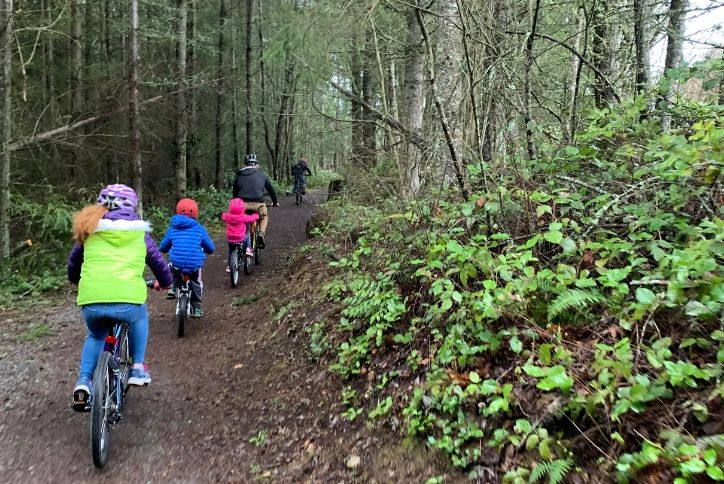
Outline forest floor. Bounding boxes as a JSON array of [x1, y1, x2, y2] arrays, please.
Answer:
[[0, 192, 462, 483]]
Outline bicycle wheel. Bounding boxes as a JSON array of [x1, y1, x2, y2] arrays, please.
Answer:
[[254, 247, 261, 265], [117, 324, 131, 392], [91, 351, 113, 468], [296, 192, 301, 205], [243, 252, 252, 275], [177, 293, 187, 338], [230, 249, 240, 287]]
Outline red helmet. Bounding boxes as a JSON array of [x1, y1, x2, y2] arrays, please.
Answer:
[[176, 198, 199, 219]]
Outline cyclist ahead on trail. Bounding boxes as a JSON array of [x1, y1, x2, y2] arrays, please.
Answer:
[[291, 156, 312, 195], [67, 184, 172, 411], [232, 153, 278, 249]]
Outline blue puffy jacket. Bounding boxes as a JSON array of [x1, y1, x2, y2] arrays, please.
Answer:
[[159, 214, 215, 272]]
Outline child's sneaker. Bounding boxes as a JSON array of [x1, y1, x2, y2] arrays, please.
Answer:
[[128, 365, 151, 386], [245, 247, 254, 257], [166, 288, 176, 300], [72, 376, 92, 412], [191, 307, 203, 318]]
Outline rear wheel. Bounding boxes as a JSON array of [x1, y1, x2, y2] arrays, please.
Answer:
[[254, 246, 261, 265], [243, 252, 252, 275], [91, 351, 113, 468], [118, 325, 131, 392], [177, 293, 188, 338], [230, 250, 240, 287]]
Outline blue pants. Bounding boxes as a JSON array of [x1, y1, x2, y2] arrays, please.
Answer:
[[78, 303, 149, 380]]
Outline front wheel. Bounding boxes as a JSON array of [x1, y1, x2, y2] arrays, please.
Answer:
[[296, 192, 302, 205], [91, 351, 113, 468], [177, 293, 188, 338], [254, 247, 261, 265]]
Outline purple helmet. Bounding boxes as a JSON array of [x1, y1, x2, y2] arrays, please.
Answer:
[[97, 184, 138, 211]]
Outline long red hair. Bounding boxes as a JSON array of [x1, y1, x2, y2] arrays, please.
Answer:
[[72, 205, 108, 244]]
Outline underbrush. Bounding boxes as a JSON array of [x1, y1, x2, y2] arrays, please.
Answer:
[[296, 98, 723, 482]]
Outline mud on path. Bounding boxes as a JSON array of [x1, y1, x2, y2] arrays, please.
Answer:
[[0, 193, 460, 483]]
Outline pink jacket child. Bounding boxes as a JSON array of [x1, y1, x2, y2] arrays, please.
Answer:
[[221, 198, 259, 268]]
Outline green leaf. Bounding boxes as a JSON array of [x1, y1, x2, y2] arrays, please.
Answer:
[[706, 465, 724, 480], [679, 459, 706, 474], [635, 288, 657, 305], [703, 449, 717, 466], [510, 336, 523, 354], [544, 230, 563, 244], [523, 364, 545, 378], [560, 237, 577, 254], [685, 301, 712, 317], [469, 371, 481, 384]]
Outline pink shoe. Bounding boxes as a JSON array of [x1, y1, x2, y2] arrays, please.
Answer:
[[245, 248, 254, 257]]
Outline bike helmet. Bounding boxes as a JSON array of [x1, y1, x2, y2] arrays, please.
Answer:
[[97, 184, 138, 212], [244, 153, 258, 165], [176, 198, 199, 219]]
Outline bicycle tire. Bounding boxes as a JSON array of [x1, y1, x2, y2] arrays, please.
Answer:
[[177, 293, 187, 338], [91, 351, 113, 468], [230, 250, 240, 287], [118, 324, 131, 392], [254, 247, 261, 265], [243, 253, 252, 275]]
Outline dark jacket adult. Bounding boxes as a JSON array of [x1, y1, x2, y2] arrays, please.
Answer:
[[159, 214, 215, 272], [232, 167, 278, 204], [291, 161, 312, 178]]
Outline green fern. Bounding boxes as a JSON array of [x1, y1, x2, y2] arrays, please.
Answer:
[[529, 457, 573, 484], [547, 289, 604, 321]]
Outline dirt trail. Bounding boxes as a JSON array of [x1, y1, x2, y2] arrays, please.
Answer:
[[0, 193, 459, 483]]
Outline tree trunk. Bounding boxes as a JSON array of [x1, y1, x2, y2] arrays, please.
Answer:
[[591, 0, 617, 107], [523, 0, 540, 161], [175, 0, 188, 199], [128, 0, 143, 214], [230, 4, 239, 170], [361, 32, 377, 165], [661, 0, 688, 131], [633, 0, 650, 96], [186, 0, 196, 186], [273, 51, 296, 180], [215, 0, 226, 189], [245, 0, 254, 155], [419, 0, 470, 199], [70, 0, 83, 179], [41, 0, 56, 112], [257, 0, 273, 176], [566, 2, 586, 141], [0, 0, 12, 257]]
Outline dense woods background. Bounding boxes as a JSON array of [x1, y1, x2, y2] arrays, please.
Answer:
[[1, 0, 722, 481]]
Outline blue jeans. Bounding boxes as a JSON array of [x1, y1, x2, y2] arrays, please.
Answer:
[[78, 303, 149, 380]]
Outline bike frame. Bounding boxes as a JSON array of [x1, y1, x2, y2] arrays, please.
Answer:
[[95, 321, 129, 418], [176, 275, 191, 316]]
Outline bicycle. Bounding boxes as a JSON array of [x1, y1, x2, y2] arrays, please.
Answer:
[[85, 279, 155, 468], [293, 175, 309, 205], [172, 270, 193, 338], [243, 216, 262, 275], [229, 241, 253, 286]]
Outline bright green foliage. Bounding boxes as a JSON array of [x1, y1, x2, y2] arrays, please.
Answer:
[[305, 93, 723, 480]]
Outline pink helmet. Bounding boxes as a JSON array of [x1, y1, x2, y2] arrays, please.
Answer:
[[97, 184, 138, 212]]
